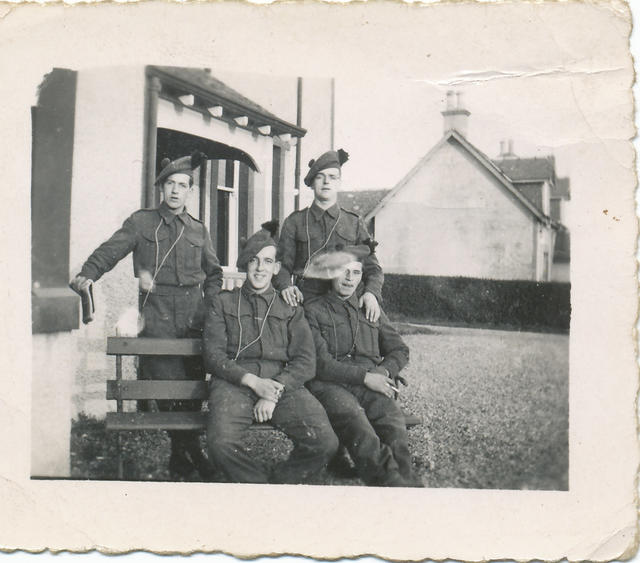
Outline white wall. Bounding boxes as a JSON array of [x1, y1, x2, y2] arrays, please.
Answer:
[[375, 139, 537, 280], [69, 67, 147, 418], [31, 333, 77, 477]]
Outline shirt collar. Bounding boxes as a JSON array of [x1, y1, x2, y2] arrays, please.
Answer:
[[310, 201, 340, 220], [241, 282, 276, 301], [158, 201, 189, 225], [327, 290, 360, 311]]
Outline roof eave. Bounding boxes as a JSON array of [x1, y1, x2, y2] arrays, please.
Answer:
[[148, 66, 307, 138]]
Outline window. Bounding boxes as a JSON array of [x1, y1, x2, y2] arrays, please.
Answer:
[[31, 68, 79, 333], [152, 128, 255, 270], [209, 159, 253, 268]]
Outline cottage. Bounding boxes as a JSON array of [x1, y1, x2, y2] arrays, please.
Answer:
[[359, 91, 570, 282], [31, 66, 306, 477]]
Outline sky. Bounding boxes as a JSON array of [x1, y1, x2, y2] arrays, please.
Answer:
[[218, 46, 633, 232]]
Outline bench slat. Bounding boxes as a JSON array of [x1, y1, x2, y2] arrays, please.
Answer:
[[105, 412, 276, 432], [107, 380, 209, 400], [105, 410, 421, 432], [107, 337, 202, 356], [404, 413, 423, 428]]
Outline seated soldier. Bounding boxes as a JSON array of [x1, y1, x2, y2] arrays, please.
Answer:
[[203, 223, 339, 484], [304, 246, 422, 487]]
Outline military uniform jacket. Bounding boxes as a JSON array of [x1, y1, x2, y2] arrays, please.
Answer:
[[203, 284, 315, 390], [274, 202, 384, 300], [304, 292, 409, 386], [79, 202, 223, 303]]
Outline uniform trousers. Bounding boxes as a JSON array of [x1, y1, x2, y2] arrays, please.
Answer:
[[307, 380, 412, 486], [207, 378, 339, 483], [138, 287, 207, 473]]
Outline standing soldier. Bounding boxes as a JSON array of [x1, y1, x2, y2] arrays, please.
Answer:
[[203, 225, 338, 484], [273, 149, 383, 322], [69, 151, 223, 481]]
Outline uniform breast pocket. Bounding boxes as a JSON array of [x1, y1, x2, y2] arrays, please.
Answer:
[[334, 222, 358, 246], [183, 231, 204, 272], [294, 230, 311, 266], [138, 228, 170, 274], [318, 318, 350, 356], [265, 308, 290, 357], [358, 317, 381, 357], [224, 310, 251, 352]]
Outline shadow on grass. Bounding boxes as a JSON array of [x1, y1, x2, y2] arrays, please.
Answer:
[[390, 313, 570, 335]]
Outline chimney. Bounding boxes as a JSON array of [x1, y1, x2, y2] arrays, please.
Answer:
[[441, 89, 470, 137], [499, 138, 517, 159], [446, 90, 455, 110]]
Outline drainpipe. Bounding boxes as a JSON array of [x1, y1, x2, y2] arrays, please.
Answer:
[[330, 77, 335, 150], [294, 77, 302, 211], [143, 74, 161, 208]]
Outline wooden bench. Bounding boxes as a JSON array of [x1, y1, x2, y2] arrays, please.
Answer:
[[106, 336, 422, 479]]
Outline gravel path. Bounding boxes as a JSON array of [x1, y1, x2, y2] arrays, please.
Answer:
[[71, 326, 568, 489]]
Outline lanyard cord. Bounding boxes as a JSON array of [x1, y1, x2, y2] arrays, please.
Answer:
[[234, 290, 277, 361], [141, 218, 185, 309], [327, 301, 359, 361], [301, 206, 342, 279]]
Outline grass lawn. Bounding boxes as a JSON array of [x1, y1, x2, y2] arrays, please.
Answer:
[[71, 325, 568, 490]]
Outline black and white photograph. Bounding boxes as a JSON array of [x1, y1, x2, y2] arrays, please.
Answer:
[[32, 64, 570, 490], [1, 1, 637, 560]]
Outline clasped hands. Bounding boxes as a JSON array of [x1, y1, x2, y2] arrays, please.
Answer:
[[241, 373, 284, 423]]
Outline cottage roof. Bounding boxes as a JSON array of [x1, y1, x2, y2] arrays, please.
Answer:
[[338, 189, 390, 218], [553, 177, 571, 200], [367, 130, 554, 227], [493, 156, 556, 183], [512, 181, 544, 213], [148, 66, 306, 138]]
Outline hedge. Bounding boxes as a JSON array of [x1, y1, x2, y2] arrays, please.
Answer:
[[382, 274, 570, 332]]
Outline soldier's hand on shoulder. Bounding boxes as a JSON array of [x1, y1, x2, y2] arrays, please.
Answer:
[[359, 291, 381, 322], [69, 275, 92, 295], [281, 285, 304, 307], [253, 399, 276, 423]]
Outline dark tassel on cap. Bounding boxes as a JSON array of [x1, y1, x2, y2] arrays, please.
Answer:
[[364, 238, 378, 254], [261, 219, 279, 238], [190, 150, 208, 169], [337, 149, 349, 165]]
